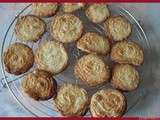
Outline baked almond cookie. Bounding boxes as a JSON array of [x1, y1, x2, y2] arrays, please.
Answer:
[[77, 32, 110, 55], [111, 41, 144, 66], [74, 54, 110, 86], [104, 15, 131, 41], [4, 43, 34, 75], [32, 3, 58, 17], [112, 64, 140, 91], [51, 14, 83, 43], [15, 15, 46, 42], [63, 3, 85, 13], [55, 84, 89, 116], [35, 41, 68, 74], [86, 4, 110, 23], [90, 89, 126, 117], [22, 69, 57, 100]]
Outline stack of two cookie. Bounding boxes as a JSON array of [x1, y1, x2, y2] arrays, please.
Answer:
[[3, 3, 144, 117]]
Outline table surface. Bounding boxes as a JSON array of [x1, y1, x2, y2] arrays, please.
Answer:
[[0, 3, 160, 117]]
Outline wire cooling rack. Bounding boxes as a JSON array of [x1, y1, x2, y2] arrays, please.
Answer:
[[0, 4, 152, 116]]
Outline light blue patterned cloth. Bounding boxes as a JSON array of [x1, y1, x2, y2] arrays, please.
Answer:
[[0, 3, 160, 116]]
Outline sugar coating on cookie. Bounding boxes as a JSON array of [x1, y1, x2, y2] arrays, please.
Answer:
[[90, 89, 126, 117], [15, 15, 46, 42], [35, 41, 68, 74], [74, 54, 110, 86], [63, 3, 85, 13], [32, 3, 58, 17], [4, 43, 34, 75], [55, 84, 89, 116], [111, 41, 144, 66], [77, 32, 110, 55], [51, 14, 83, 43], [86, 4, 110, 23], [104, 15, 131, 41], [22, 69, 57, 100], [112, 64, 140, 91]]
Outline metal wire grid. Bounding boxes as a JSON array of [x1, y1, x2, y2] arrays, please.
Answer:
[[0, 4, 152, 116]]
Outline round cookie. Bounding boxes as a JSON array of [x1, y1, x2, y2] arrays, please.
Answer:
[[4, 43, 34, 75], [77, 32, 110, 55], [90, 89, 126, 117], [104, 15, 131, 41], [112, 64, 140, 91], [35, 41, 68, 74], [51, 14, 83, 43], [111, 41, 144, 66], [32, 3, 58, 17], [22, 69, 57, 100], [63, 3, 85, 13], [55, 84, 89, 116], [86, 4, 110, 23], [74, 54, 110, 86], [15, 15, 46, 42]]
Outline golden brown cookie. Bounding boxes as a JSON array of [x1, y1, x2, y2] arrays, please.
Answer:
[[86, 4, 110, 23], [4, 43, 34, 75], [74, 54, 110, 86], [104, 15, 131, 41], [63, 3, 85, 13], [15, 15, 46, 42], [54, 84, 89, 116], [77, 32, 110, 55], [35, 41, 68, 74], [51, 14, 83, 43], [90, 89, 126, 117], [32, 3, 58, 17], [111, 41, 144, 66], [22, 69, 57, 100], [111, 64, 140, 91]]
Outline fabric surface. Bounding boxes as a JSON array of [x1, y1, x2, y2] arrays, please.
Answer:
[[0, 3, 160, 116]]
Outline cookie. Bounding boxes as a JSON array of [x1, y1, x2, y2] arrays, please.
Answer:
[[77, 32, 110, 55], [22, 69, 57, 100], [63, 3, 85, 13], [51, 14, 83, 43], [112, 64, 140, 91], [90, 89, 126, 117], [55, 84, 89, 116], [15, 15, 46, 42], [104, 15, 131, 41], [35, 41, 68, 74], [86, 4, 110, 23], [74, 54, 110, 86], [111, 41, 144, 66], [4, 43, 34, 75], [32, 3, 58, 17]]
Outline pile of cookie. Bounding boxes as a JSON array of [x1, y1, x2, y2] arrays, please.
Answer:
[[3, 3, 144, 117]]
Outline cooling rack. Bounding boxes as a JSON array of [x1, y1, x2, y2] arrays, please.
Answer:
[[0, 4, 152, 116]]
